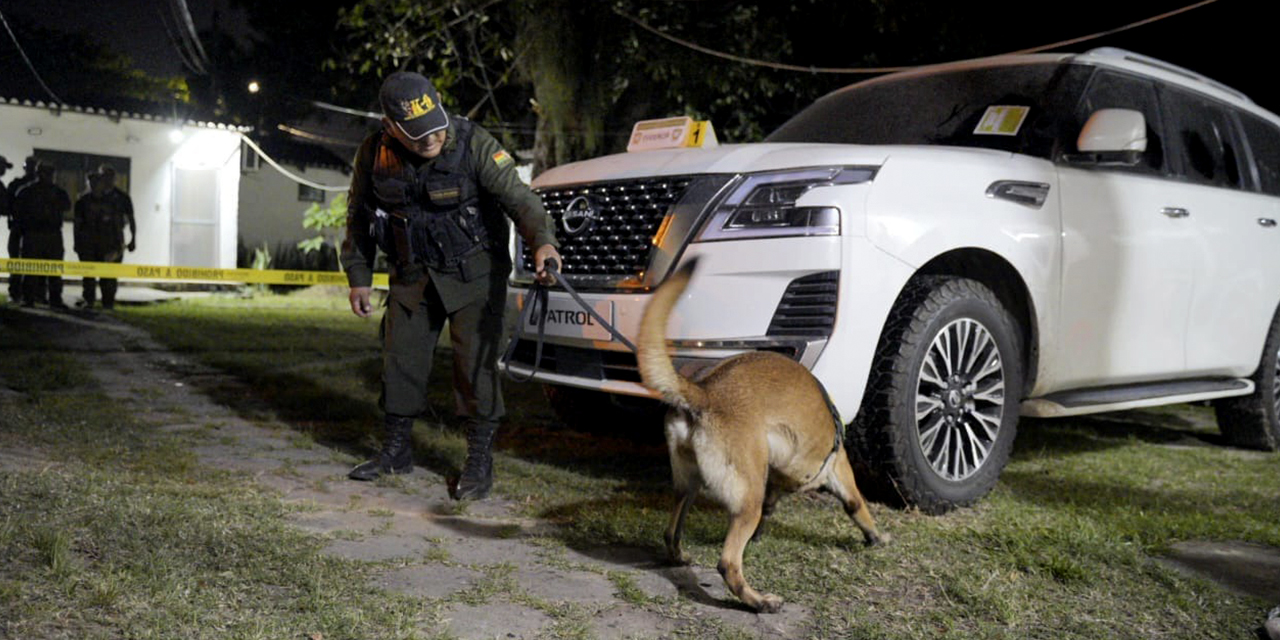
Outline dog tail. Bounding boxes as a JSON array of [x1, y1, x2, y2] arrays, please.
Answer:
[[637, 257, 709, 412]]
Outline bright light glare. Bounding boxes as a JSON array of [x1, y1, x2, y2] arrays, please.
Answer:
[[247, 80, 260, 94], [168, 129, 185, 143]]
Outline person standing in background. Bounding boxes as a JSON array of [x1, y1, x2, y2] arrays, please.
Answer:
[[4, 156, 37, 304], [13, 162, 70, 309], [73, 165, 136, 310]]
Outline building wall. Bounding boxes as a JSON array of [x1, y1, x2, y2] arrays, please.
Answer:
[[0, 101, 242, 269], [237, 162, 349, 252]]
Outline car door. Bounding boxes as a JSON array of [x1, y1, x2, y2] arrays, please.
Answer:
[[1159, 91, 1280, 375], [1053, 70, 1196, 389]]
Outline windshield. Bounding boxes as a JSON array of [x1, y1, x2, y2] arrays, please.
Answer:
[[766, 62, 1091, 159]]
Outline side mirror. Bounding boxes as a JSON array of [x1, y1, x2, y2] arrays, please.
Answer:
[[1078, 108, 1147, 153], [1067, 109, 1147, 166]]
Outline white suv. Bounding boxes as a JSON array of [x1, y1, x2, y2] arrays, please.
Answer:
[[502, 48, 1280, 513]]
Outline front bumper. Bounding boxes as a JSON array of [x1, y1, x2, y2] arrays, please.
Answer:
[[502, 237, 843, 397]]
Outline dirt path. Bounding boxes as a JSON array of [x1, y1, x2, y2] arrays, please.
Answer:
[[12, 307, 815, 639]]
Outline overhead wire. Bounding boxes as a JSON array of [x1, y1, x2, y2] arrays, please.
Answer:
[[249, 0, 1226, 192], [171, 0, 210, 68], [156, 7, 204, 75], [0, 6, 63, 104], [164, 0, 207, 74], [239, 134, 349, 192], [615, 0, 1222, 74], [276, 124, 361, 149]]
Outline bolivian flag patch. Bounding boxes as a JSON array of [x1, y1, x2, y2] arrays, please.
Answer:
[[491, 149, 513, 168]]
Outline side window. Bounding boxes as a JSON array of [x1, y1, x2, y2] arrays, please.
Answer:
[[1160, 88, 1248, 190], [1239, 112, 1280, 197], [1075, 71, 1165, 174]]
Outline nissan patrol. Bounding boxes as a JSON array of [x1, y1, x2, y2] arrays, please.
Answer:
[[502, 47, 1280, 513]]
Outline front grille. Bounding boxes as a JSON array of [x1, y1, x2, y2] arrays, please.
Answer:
[[767, 271, 839, 337], [507, 340, 642, 382], [523, 176, 694, 277]]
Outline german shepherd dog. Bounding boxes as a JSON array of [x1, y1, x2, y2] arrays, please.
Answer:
[[637, 258, 886, 613]]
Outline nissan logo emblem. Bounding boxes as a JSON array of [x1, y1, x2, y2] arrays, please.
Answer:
[[561, 195, 598, 237]]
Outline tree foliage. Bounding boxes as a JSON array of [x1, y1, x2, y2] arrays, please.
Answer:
[[0, 16, 183, 106], [329, 0, 884, 173], [298, 193, 349, 255]]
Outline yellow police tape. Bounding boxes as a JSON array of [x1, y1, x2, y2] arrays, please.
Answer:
[[0, 258, 389, 287]]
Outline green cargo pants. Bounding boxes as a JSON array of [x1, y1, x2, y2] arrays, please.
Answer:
[[380, 261, 508, 421]]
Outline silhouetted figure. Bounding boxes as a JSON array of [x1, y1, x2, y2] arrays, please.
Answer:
[[0, 156, 12, 301], [13, 162, 70, 309], [74, 165, 136, 309], [5, 156, 37, 304]]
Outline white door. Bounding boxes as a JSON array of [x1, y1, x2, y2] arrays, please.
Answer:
[[171, 167, 219, 267], [1157, 88, 1280, 375], [1053, 70, 1197, 388], [1057, 168, 1195, 386]]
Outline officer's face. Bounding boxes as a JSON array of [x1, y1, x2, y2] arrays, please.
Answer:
[[385, 119, 447, 159]]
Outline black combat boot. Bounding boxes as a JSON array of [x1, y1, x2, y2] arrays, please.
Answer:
[[349, 415, 414, 481], [453, 420, 498, 500]]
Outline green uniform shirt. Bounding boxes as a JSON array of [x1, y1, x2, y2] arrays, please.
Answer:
[[340, 120, 559, 291]]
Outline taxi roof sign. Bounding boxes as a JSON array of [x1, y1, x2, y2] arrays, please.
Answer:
[[627, 116, 718, 152]]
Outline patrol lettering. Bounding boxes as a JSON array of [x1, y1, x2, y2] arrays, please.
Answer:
[[535, 309, 598, 326]]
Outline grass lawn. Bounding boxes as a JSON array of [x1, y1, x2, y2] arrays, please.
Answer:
[[3, 287, 1278, 639]]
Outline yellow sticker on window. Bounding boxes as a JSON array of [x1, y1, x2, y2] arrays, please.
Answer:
[[492, 149, 513, 167], [974, 106, 1030, 136]]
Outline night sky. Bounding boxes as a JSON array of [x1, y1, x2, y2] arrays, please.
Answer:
[[3, 0, 1276, 117], [3, 0, 252, 77]]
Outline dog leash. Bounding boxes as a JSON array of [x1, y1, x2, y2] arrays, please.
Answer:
[[504, 259, 851, 464], [503, 258, 637, 383]]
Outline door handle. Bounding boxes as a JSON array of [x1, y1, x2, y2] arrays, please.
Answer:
[[1260, 218, 1277, 228], [1161, 207, 1190, 219]]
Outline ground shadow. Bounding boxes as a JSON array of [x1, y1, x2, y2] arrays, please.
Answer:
[[429, 493, 762, 612]]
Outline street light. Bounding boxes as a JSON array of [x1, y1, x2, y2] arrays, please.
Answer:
[[247, 80, 260, 94]]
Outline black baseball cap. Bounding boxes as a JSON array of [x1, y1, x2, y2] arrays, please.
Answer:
[[379, 72, 449, 140]]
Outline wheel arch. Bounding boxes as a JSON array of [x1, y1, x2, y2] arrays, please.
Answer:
[[914, 248, 1039, 397]]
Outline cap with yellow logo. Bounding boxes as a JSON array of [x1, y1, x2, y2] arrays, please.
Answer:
[[379, 71, 450, 140]]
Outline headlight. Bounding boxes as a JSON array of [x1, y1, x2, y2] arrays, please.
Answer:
[[695, 166, 875, 241]]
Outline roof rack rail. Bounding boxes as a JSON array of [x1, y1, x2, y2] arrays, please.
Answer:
[[1083, 47, 1250, 103]]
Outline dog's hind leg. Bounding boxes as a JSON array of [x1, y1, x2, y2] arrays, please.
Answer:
[[718, 503, 782, 613], [826, 449, 888, 546], [750, 483, 782, 542], [665, 486, 698, 565]]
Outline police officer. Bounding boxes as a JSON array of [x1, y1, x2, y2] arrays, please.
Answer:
[[341, 71, 562, 500], [13, 162, 70, 309], [5, 156, 37, 304], [73, 165, 136, 309], [0, 156, 12, 301]]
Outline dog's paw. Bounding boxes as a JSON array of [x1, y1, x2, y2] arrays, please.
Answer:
[[865, 531, 891, 547], [753, 593, 784, 614]]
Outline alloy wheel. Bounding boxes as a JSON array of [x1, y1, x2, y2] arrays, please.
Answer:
[[914, 318, 1006, 481]]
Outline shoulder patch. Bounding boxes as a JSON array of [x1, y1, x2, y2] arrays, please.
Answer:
[[491, 149, 514, 168]]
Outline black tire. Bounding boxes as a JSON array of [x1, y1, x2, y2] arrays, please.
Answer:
[[1213, 311, 1280, 450], [542, 384, 666, 439], [851, 276, 1024, 514]]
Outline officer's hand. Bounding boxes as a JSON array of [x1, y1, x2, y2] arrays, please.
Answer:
[[126, 239, 136, 252], [534, 244, 562, 286], [349, 286, 373, 318]]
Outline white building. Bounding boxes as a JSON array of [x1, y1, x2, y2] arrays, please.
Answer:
[[1, 97, 244, 268], [236, 137, 351, 254]]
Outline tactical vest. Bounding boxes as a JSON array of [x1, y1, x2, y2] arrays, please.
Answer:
[[371, 118, 492, 270]]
